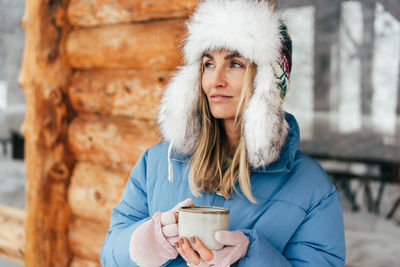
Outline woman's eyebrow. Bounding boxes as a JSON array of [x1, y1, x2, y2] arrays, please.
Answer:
[[201, 51, 243, 60], [224, 52, 242, 60], [202, 53, 213, 59]]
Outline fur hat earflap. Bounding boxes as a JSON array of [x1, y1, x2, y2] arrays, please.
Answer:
[[158, 0, 292, 168]]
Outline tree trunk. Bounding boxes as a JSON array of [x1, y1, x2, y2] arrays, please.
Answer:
[[312, 0, 341, 136], [361, 0, 375, 127]]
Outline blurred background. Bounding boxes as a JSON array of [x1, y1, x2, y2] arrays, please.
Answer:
[[0, 0, 399, 266]]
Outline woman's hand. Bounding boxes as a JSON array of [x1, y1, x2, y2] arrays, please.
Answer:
[[175, 236, 213, 266], [175, 230, 250, 267], [129, 198, 194, 266]]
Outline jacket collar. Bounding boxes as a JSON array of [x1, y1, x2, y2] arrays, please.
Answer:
[[169, 113, 299, 174]]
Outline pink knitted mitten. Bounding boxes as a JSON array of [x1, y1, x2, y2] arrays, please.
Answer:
[[129, 198, 194, 266], [161, 198, 195, 246]]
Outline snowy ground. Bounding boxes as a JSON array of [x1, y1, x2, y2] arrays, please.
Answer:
[[345, 212, 400, 267], [0, 153, 400, 266], [340, 178, 400, 267]]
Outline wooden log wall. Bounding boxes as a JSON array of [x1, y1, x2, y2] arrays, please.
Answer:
[[67, 20, 185, 69], [69, 69, 171, 120], [68, 0, 197, 27], [65, 0, 197, 265]]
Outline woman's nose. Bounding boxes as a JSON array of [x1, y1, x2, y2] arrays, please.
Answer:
[[211, 67, 227, 88]]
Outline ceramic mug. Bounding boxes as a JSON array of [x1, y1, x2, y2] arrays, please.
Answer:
[[178, 206, 230, 251]]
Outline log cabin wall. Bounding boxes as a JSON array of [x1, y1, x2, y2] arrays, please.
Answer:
[[66, 1, 200, 265], [19, 0, 197, 266], [67, 0, 203, 265]]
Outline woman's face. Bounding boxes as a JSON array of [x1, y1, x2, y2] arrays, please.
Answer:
[[201, 50, 249, 122]]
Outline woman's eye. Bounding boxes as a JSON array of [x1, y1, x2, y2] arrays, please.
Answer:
[[204, 62, 213, 68], [231, 62, 243, 68]]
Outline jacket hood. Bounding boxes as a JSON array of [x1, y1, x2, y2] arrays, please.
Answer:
[[158, 0, 291, 169]]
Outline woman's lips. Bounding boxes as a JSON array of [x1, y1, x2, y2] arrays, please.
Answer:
[[210, 94, 232, 103]]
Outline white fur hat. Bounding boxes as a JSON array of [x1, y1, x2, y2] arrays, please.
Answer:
[[158, 0, 291, 169]]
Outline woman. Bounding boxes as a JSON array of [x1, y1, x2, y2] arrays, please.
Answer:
[[100, 0, 346, 266]]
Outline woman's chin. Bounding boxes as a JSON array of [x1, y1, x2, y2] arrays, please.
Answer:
[[210, 112, 236, 121]]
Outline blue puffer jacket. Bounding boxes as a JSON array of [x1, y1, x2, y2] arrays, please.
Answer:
[[100, 114, 346, 266]]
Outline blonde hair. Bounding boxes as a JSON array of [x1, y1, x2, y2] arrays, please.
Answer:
[[188, 62, 257, 203]]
